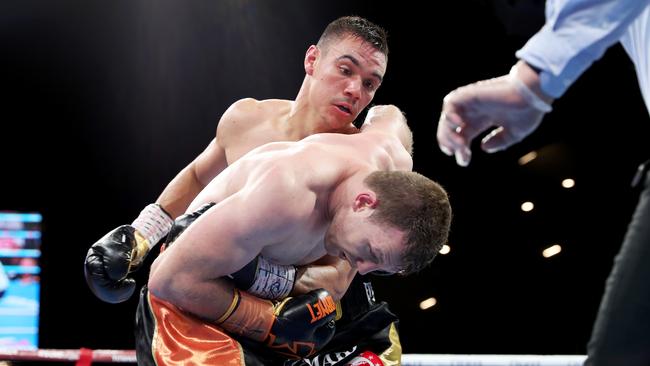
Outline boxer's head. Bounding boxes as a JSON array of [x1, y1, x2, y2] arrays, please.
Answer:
[[316, 16, 389, 57], [302, 16, 388, 130], [326, 171, 451, 276]]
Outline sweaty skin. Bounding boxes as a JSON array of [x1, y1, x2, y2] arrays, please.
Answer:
[[157, 34, 387, 217], [148, 105, 412, 322], [151, 35, 389, 301]]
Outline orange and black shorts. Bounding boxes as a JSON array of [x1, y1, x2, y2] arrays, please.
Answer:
[[135, 286, 247, 366]]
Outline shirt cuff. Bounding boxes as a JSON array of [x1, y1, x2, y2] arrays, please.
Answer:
[[515, 24, 595, 98]]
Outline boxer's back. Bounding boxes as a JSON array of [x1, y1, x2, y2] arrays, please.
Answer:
[[191, 128, 408, 212], [185, 127, 410, 265]]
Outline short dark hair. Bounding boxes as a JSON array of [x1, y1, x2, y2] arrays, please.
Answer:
[[317, 16, 389, 56], [364, 171, 451, 275]]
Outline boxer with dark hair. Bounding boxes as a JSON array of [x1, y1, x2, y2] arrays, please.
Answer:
[[136, 105, 451, 365], [87, 16, 413, 365]]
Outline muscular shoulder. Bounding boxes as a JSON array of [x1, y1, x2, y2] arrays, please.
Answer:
[[219, 98, 291, 130], [240, 167, 318, 233], [217, 98, 260, 136], [216, 98, 291, 145]]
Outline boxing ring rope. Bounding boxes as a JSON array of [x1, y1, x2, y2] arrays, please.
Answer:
[[402, 354, 586, 365], [0, 349, 136, 364], [0, 349, 587, 365]]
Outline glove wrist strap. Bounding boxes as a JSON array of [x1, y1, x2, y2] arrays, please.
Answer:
[[217, 289, 274, 342], [230, 256, 296, 300], [131, 203, 174, 249]]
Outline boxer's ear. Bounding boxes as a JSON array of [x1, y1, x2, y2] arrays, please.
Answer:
[[305, 45, 320, 76], [353, 192, 378, 212]]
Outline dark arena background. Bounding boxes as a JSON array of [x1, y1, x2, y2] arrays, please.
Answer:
[[2, 0, 649, 363]]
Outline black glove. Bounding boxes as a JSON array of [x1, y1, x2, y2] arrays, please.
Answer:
[[163, 202, 216, 246], [266, 288, 337, 359], [220, 287, 337, 359], [84, 203, 207, 304], [84, 225, 143, 303]]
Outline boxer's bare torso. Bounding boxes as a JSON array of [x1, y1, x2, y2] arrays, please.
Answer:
[[190, 128, 410, 267], [148, 104, 411, 320]]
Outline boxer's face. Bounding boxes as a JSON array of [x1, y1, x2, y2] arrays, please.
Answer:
[[304, 34, 387, 130], [325, 194, 405, 275]]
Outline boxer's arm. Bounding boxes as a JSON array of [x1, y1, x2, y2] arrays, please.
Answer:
[[147, 195, 257, 320], [149, 178, 314, 321], [150, 203, 338, 358], [155, 98, 256, 217], [155, 138, 227, 218], [360, 105, 414, 172], [292, 256, 356, 301], [230, 255, 354, 302], [84, 99, 265, 304]]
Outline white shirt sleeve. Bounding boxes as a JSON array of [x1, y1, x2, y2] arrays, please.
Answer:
[[515, 0, 650, 98], [620, 5, 650, 115]]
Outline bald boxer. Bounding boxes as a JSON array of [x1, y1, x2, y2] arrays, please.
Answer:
[[136, 105, 451, 365]]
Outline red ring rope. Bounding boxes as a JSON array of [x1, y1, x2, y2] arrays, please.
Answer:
[[0, 349, 588, 365], [0, 349, 136, 363]]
